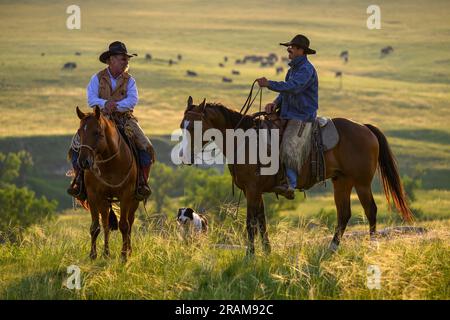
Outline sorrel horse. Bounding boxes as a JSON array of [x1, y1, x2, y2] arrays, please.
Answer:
[[180, 97, 412, 255], [76, 106, 139, 261]]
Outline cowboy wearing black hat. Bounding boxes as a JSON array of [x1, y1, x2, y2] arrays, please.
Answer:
[[67, 41, 155, 201], [256, 34, 318, 200]]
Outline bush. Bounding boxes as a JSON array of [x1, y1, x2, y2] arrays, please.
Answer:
[[0, 151, 57, 241], [0, 184, 57, 241]]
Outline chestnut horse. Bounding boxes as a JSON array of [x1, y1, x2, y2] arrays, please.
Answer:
[[76, 106, 139, 261], [180, 97, 412, 255]]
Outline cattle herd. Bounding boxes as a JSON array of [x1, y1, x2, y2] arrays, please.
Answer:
[[334, 46, 394, 86], [57, 46, 396, 84]]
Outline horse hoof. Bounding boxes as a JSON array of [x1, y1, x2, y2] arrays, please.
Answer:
[[90, 252, 97, 260], [328, 241, 339, 253], [121, 251, 130, 263], [103, 251, 110, 258]]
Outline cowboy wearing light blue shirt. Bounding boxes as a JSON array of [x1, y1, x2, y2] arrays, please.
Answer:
[[257, 34, 318, 200], [68, 41, 154, 201], [87, 68, 138, 112]]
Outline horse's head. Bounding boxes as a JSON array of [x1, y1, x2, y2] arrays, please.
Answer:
[[179, 96, 223, 164], [179, 96, 254, 164], [76, 106, 108, 170]]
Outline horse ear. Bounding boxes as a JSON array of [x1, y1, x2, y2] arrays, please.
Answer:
[[94, 106, 101, 120], [76, 106, 85, 120], [199, 98, 206, 112], [186, 96, 194, 111]]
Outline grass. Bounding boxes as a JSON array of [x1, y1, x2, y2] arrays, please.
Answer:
[[0, 205, 448, 300]]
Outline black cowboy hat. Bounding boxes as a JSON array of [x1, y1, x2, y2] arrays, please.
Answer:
[[280, 34, 316, 55], [99, 41, 138, 64]]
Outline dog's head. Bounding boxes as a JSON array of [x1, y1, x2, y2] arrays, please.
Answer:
[[177, 207, 195, 225]]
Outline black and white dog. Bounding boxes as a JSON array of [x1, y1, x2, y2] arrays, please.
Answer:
[[176, 207, 208, 235]]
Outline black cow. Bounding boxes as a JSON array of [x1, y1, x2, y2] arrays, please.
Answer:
[[380, 46, 394, 58], [340, 50, 349, 63], [62, 62, 77, 70], [186, 70, 198, 77]]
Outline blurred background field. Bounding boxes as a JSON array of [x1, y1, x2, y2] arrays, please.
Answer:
[[0, 0, 449, 299]]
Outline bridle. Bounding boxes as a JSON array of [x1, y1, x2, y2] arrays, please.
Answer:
[[77, 120, 133, 188], [183, 109, 217, 159], [183, 80, 265, 197]]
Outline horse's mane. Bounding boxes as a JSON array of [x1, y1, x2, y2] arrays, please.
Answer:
[[205, 102, 254, 129], [79, 112, 115, 130]]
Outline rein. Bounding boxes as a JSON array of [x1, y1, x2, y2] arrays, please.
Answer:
[[234, 80, 262, 130], [78, 123, 134, 188], [183, 81, 265, 214], [231, 80, 263, 196]]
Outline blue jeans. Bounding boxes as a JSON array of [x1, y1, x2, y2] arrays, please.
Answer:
[[286, 168, 297, 189], [70, 149, 152, 169]]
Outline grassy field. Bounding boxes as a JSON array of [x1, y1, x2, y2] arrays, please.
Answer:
[[1, 0, 449, 191], [0, 0, 449, 300], [0, 198, 449, 300]]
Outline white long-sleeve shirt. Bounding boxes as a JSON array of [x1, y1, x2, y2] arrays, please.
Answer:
[[87, 68, 138, 112]]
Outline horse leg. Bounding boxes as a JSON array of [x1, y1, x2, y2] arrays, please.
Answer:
[[256, 195, 271, 254], [245, 191, 259, 256], [119, 207, 130, 262], [89, 204, 100, 260], [355, 184, 377, 239], [119, 198, 138, 261], [126, 200, 139, 256], [330, 177, 353, 251], [99, 202, 111, 258]]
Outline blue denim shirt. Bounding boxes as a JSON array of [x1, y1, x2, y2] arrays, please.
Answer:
[[268, 55, 318, 122]]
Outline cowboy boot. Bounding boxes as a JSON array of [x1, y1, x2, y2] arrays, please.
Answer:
[[67, 169, 87, 201], [272, 165, 295, 200], [136, 164, 152, 201], [272, 184, 295, 200]]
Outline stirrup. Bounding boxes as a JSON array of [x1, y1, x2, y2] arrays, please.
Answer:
[[273, 185, 295, 200], [136, 184, 151, 201], [67, 173, 87, 201], [67, 185, 87, 201]]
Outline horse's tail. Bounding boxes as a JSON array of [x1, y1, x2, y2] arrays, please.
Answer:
[[365, 124, 413, 222], [109, 204, 119, 231]]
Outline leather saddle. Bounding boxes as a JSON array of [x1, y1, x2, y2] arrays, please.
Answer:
[[251, 111, 339, 190]]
